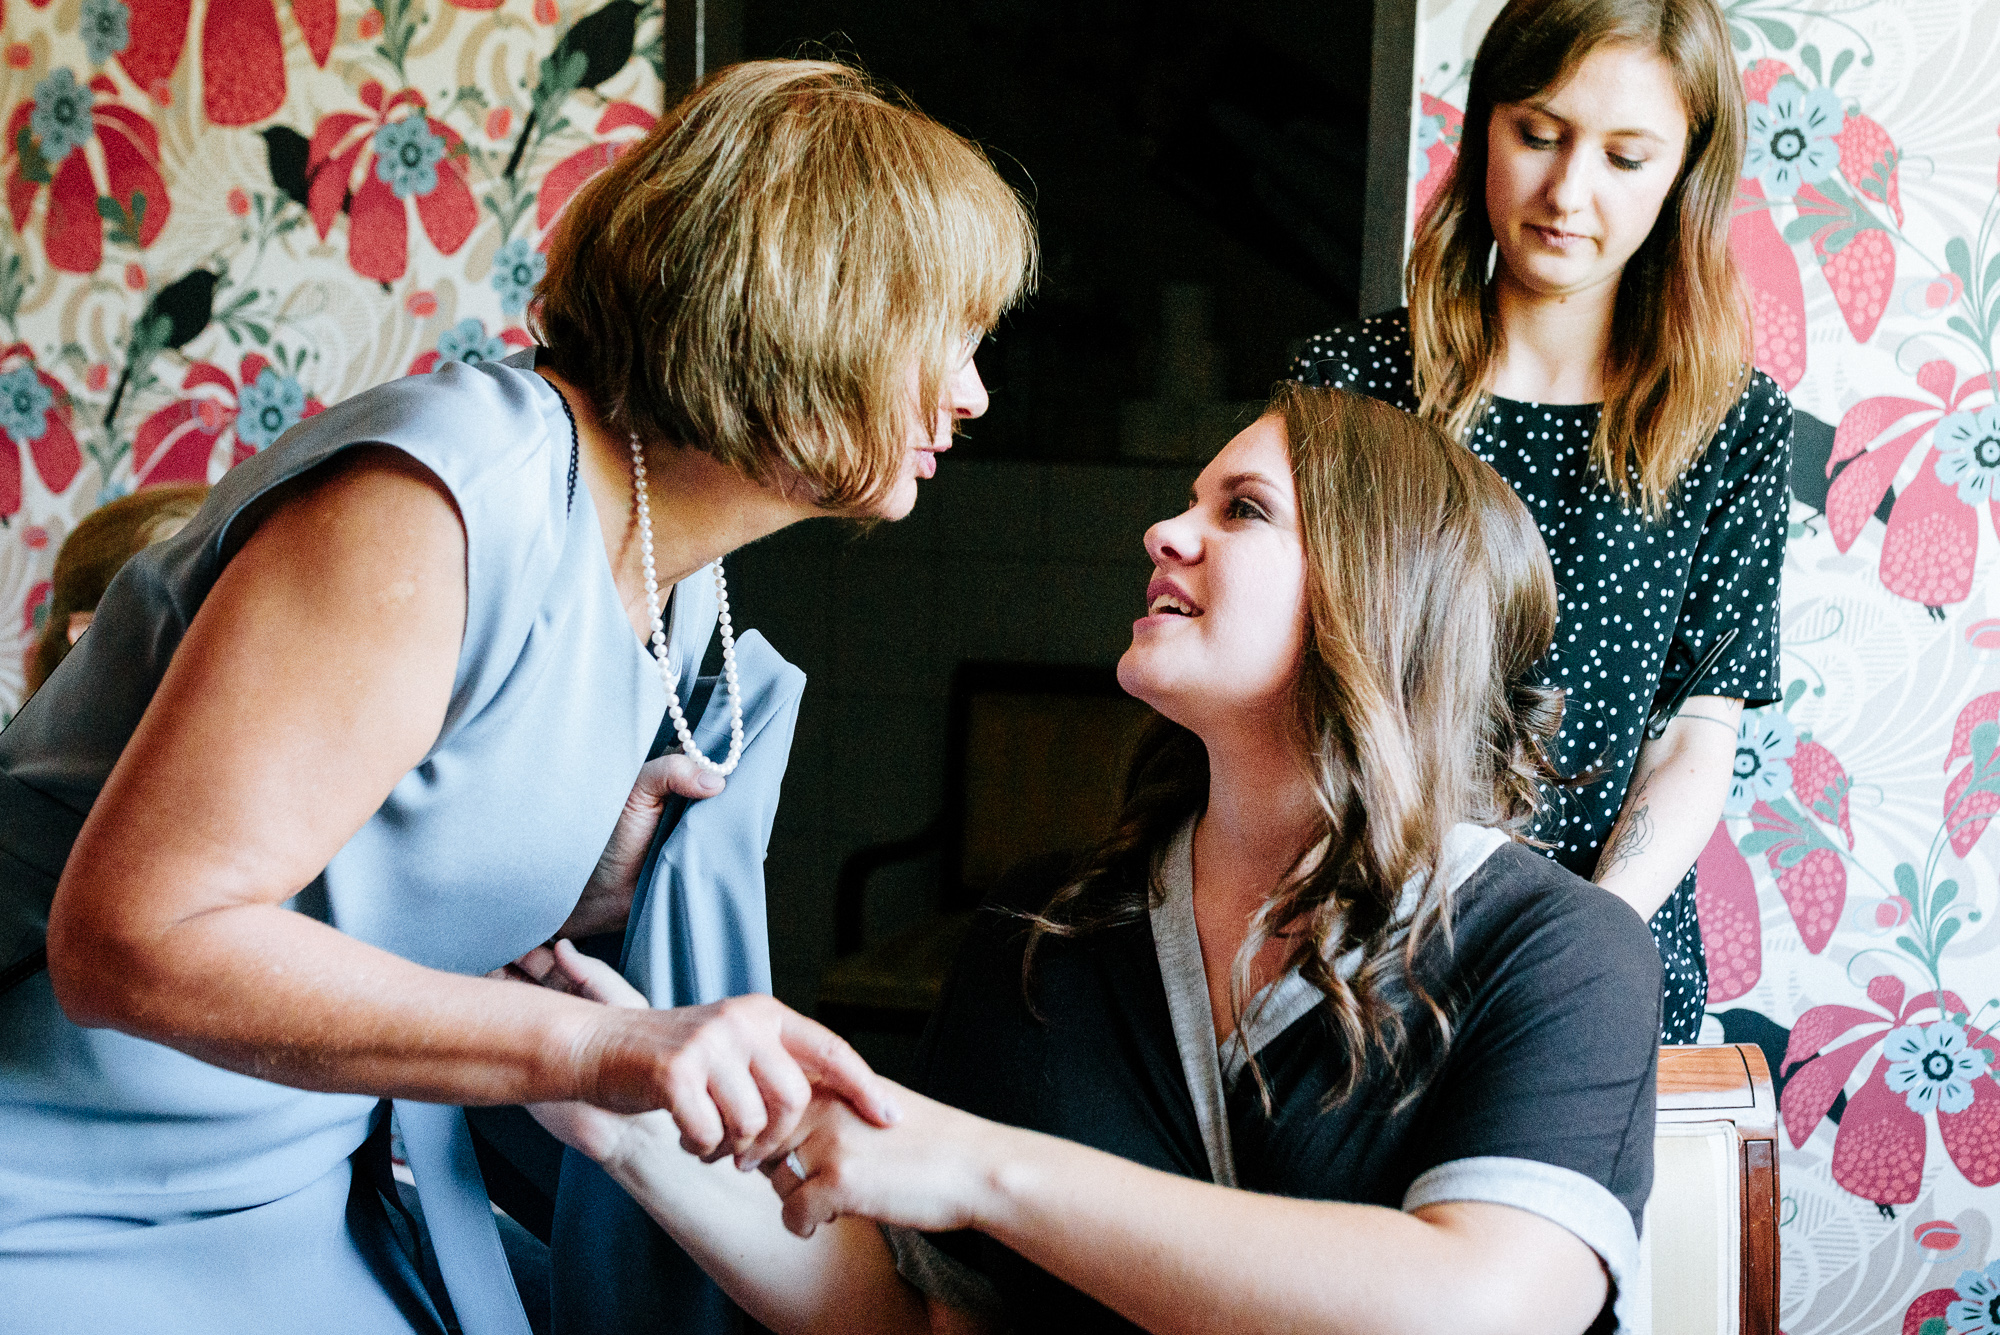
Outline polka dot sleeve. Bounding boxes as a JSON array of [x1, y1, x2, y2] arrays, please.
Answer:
[[1668, 371, 1791, 708]]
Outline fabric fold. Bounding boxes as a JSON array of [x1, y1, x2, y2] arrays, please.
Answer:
[[549, 623, 805, 1335]]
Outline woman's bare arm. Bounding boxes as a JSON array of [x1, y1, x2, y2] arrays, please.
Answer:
[[519, 942, 951, 1335], [1594, 694, 1743, 921], [47, 448, 892, 1162], [770, 1091, 1608, 1335], [600, 1113, 939, 1335]]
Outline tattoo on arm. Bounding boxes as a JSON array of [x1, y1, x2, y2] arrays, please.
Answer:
[[1597, 774, 1657, 883]]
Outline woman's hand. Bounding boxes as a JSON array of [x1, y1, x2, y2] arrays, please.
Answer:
[[554, 754, 726, 940], [500, 941, 654, 1163], [500, 940, 900, 1170], [764, 1083, 1007, 1238]]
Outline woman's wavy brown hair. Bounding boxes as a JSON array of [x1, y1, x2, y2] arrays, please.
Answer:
[[1027, 384, 1566, 1101], [534, 59, 1036, 512], [1406, 0, 1749, 519]]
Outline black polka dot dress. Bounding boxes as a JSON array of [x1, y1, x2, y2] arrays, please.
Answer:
[[1293, 310, 1789, 1042]]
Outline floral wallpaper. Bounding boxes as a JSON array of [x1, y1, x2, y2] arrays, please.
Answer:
[[1407, 2, 2000, 1328], [0, 0, 669, 715]]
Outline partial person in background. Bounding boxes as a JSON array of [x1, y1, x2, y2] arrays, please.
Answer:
[[25, 483, 207, 696], [506, 385, 1664, 1335], [1293, 0, 1790, 1041]]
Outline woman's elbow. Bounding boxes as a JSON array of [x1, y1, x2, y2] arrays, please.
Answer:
[[45, 887, 162, 1032], [1408, 1205, 1608, 1335]]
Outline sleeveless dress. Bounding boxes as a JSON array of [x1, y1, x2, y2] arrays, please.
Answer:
[[0, 353, 776, 1333]]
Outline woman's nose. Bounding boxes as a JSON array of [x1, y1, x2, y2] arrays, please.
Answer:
[[949, 358, 990, 420], [1545, 148, 1590, 216], [1144, 513, 1198, 567]]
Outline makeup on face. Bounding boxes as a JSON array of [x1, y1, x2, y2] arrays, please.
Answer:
[[1117, 417, 1308, 733], [1483, 42, 1690, 302]]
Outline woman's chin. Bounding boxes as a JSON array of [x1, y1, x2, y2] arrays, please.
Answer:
[[1116, 649, 1190, 725]]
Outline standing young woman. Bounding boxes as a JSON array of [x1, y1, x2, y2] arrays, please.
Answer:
[[1294, 0, 1790, 1040]]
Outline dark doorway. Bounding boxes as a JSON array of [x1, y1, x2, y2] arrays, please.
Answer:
[[745, 0, 1371, 461]]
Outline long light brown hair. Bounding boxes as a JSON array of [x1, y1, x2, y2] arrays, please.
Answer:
[[1028, 385, 1566, 1100], [534, 59, 1036, 511], [1406, 0, 1749, 519]]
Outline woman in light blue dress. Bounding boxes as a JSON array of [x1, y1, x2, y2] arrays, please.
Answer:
[[0, 59, 1033, 1335]]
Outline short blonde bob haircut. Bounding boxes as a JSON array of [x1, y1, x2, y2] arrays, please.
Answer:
[[534, 59, 1037, 511]]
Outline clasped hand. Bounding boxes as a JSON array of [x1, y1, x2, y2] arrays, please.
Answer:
[[511, 941, 996, 1239]]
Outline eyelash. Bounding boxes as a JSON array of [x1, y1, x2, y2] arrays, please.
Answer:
[[1519, 128, 1645, 172], [1226, 496, 1266, 521]]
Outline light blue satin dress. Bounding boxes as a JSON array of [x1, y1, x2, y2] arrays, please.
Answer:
[[0, 352, 803, 1334]]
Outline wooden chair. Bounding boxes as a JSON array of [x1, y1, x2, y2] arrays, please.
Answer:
[[1640, 1043, 1780, 1335], [817, 662, 1154, 1036]]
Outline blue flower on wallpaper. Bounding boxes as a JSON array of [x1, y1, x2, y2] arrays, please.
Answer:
[[80, 0, 132, 66], [1745, 78, 1842, 195], [1882, 1021, 1989, 1116], [491, 239, 546, 317], [0, 367, 53, 444], [1950, 1259, 2000, 1335], [436, 318, 508, 366], [235, 368, 307, 451], [1726, 707, 1796, 816], [1934, 405, 2000, 504], [373, 117, 447, 200], [1410, 113, 1442, 179], [30, 70, 94, 167]]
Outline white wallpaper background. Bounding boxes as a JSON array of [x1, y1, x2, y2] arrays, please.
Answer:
[[0, 0, 666, 713]]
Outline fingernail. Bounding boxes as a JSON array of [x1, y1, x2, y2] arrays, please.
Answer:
[[881, 1101, 902, 1124], [698, 773, 724, 793]]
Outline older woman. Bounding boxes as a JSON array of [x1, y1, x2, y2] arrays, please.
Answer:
[[0, 60, 1032, 1334], [517, 385, 1665, 1335]]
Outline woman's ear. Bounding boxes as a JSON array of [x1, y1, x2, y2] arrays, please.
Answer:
[[66, 610, 93, 646]]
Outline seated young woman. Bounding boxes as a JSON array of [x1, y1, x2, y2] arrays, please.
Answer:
[[512, 383, 1666, 1335]]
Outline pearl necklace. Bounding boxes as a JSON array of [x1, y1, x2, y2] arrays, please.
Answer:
[[631, 436, 744, 776]]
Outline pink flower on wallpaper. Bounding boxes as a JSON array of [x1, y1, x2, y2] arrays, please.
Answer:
[[1792, 740, 1855, 848], [1409, 93, 1462, 226], [0, 344, 81, 518], [1794, 179, 1896, 344], [1729, 735, 1856, 957], [1781, 974, 2000, 1203], [128, 354, 324, 487], [534, 100, 657, 246], [1749, 801, 1846, 953], [1734, 61, 1808, 390], [1825, 358, 1998, 608], [306, 82, 478, 285], [1786, 104, 1903, 346], [1694, 820, 1762, 1000], [1942, 692, 2000, 858], [115, 0, 335, 125], [3, 70, 169, 274]]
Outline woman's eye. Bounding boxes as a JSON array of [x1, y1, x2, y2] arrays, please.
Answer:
[[1608, 152, 1644, 172], [1226, 496, 1266, 521], [1520, 129, 1558, 150]]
